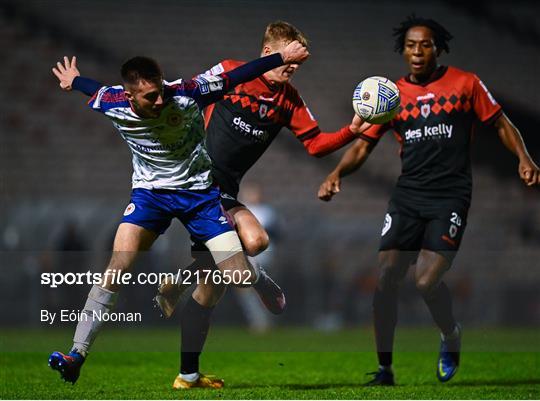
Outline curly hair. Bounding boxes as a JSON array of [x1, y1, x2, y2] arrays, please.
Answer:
[[393, 15, 453, 54]]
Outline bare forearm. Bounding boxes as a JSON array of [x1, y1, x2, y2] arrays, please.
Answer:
[[497, 114, 531, 160], [332, 140, 372, 177], [495, 113, 540, 185]]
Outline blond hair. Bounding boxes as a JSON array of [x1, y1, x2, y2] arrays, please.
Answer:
[[262, 21, 308, 48]]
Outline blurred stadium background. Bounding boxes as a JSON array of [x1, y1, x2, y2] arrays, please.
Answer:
[[1, 0, 539, 339]]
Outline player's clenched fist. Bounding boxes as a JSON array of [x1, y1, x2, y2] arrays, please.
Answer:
[[280, 40, 309, 65], [519, 158, 540, 186], [52, 56, 80, 91], [318, 172, 341, 202]]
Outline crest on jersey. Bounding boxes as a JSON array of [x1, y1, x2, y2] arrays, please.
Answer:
[[421, 104, 431, 118], [167, 113, 183, 127], [123, 203, 136, 216], [259, 104, 268, 119]]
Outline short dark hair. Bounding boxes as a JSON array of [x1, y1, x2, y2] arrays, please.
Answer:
[[393, 15, 453, 54], [120, 56, 163, 85], [262, 21, 308, 48]]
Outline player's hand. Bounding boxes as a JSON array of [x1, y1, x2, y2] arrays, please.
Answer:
[[280, 40, 309, 65], [318, 172, 341, 202], [519, 157, 540, 186], [52, 56, 80, 91], [349, 114, 372, 135]]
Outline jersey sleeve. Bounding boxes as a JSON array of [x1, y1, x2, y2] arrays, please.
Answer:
[[169, 74, 230, 109], [201, 59, 238, 76], [471, 74, 502, 124], [174, 54, 284, 109], [288, 97, 357, 157], [87, 85, 129, 113], [72, 76, 103, 97]]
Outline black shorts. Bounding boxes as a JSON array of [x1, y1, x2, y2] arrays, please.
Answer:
[[218, 190, 244, 211], [211, 169, 245, 211], [379, 194, 469, 261]]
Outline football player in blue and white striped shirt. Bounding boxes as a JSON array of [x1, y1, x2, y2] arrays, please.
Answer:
[[48, 41, 308, 388]]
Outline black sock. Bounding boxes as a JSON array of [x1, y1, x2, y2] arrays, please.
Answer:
[[180, 297, 214, 374], [422, 281, 456, 335], [186, 257, 215, 273], [373, 286, 398, 367]]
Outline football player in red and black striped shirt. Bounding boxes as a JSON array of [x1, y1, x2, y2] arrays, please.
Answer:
[[202, 21, 364, 251], [156, 21, 366, 385], [318, 16, 539, 386]]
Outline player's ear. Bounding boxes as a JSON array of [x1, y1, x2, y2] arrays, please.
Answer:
[[261, 44, 273, 56], [124, 89, 134, 101], [123, 81, 137, 101]]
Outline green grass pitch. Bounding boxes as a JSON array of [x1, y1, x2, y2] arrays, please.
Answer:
[[1, 327, 538, 399]]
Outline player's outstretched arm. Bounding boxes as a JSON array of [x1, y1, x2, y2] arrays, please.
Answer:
[[317, 138, 374, 202], [52, 56, 80, 91], [190, 41, 309, 109], [294, 109, 371, 157], [220, 40, 308, 87], [495, 113, 540, 186]]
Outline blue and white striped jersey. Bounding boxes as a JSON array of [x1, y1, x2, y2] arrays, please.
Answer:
[[88, 76, 226, 190], [74, 53, 285, 191]]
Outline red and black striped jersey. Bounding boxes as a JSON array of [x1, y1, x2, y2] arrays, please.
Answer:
[[360, 66, 502, 203], [201, 59, 355, 196]]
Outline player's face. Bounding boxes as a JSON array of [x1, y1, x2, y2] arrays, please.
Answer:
[[403, 26, 439, 82], [262, 40, 300, 84], [124, 79, 164, 119]]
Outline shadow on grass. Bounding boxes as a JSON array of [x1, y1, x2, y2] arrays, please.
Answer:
[[228, 378, 540, 390], [451, 378, 540, 387], [230, 382, 404, 390]]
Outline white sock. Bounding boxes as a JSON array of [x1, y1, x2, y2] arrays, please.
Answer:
[[180, 372, 200, 382], [72, 285, 118, 356]]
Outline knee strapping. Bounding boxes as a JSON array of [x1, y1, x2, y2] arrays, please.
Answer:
[[204, 231, 243, 264]]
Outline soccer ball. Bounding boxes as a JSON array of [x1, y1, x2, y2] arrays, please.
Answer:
[[352, 76, 400, 124]]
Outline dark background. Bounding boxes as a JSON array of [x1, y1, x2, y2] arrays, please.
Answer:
[[1, 0, 539, 330]]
